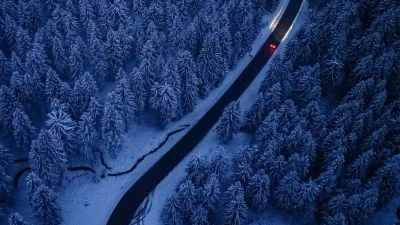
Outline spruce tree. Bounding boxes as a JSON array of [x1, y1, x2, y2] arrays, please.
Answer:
[[101, 92, 124, 158], [31, 184, 62, 225], [29, 129, 67, 188], [222, 182, 248, 225], [0, 143, 13, 202], [12, 107, 35, 151], [217, 101, 241, 143], [115, 68, 136, 132], [177, 50, 199, 113], [8, 212, 28, 225]]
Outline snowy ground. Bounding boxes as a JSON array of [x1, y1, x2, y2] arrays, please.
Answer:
[[141, 1, 310, 225], [6, 1, 309, 224]]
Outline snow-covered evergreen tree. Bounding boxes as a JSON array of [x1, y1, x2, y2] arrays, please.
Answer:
[[246, 170, 270, 211], [15, 27, 31, 60], [0, 86, 18, 133], [89, 36, 108, 84], [115, 68, 136, 131], [150, 82, 179, 126], [137, 39, 157, 108], [210, 147, 229, 179], [45, 68, 63, 103], [45, 103, 77, 154], [178, 179, 198, 217], [72, 72, 98, 115], [198, 32, 224, 96], [106, 30, 125, 77], [0, 143, 13, 202], [186, 153, 209, 187], [8, 212, 28, 225], [26, 172, 43, 205], [51, 36, 67, 76], [162, 192, 183, 225], [29, 129, 67, 188], [0, 50, 11, 83], [234, 160, 253, 185], [202, 173, 220, 212], [189, 205, 209, 225], [31, 184, 62, 225], [101, 92, 124, 158], [222, 182, 248, 225], [177, 50, 199, 113], [12, 107, 35, 151], [244, 92, 265, 132], [76, 112, 97, 162], [217, 101, 241, 143], [130, 67, 146, 123]]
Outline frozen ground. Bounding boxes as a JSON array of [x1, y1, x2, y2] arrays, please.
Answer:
[[141, 1, 310, 225], [7, 0, 308, 224]]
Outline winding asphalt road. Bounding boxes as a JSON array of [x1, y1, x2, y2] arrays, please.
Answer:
[[107, 0, 303, 224]]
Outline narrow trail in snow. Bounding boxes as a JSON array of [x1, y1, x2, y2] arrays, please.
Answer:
[[12, 125, 190, 187], [108, 124, 190, 177]]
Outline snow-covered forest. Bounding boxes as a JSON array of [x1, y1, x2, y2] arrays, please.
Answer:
[[0, 0, 282, 224], [164, 0, 400, 224]]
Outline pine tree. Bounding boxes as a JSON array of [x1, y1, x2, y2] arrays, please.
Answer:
[[0, 143, 13, 201], [51, 36, 67, 76], [31, 184, 62, 225], [0, 50, 11, 83], [218, 13, 233, 70], [150, 82, 179, 126], [189, 205, 209, 225], [8, 212, 28, 225], [115, 68, 136, 132], [210, 147, 229, 179], [202, 173, 220, 212], [106, 30, 124, 77], [29, 129, 67, 188], [186, 154, 209, 187], [130, 67, 146, 123], [178, 179, 198, 217], [12, 107, 35, 151], [101, 92, 124, 158], [244, 92, 265, 131], [198, 32, 224, 96], [26, 172, 43, 205], [68, 40, 84, 80], [45, 105, 77, 154], [10, 52, 25, 78], [147, 1, 165, 31], [177, 50, 199, 113], [234, 160, 253, 185], [137, 40, 157, 107], [72, 72, 98, 115], [246, 170, 270, 211], [77, 112, 97, 162], [78, 0, 94, 31], [222, 182, 248, 225], [162, 192, 183, 225], [264, 83, 282, 116], [166, 6, 184, 51], [217, 101, 241, 143], [346, 150, 374, 180], [0, 85, 18, 133], [376, 154, 400, 208], [15, 27, 31, 60], [89, 36, 108, 84]]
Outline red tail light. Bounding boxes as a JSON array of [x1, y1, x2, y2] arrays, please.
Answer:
[[270, 44, 277, 49]]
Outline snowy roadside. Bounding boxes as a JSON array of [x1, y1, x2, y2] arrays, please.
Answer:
[[141, 1, 310, 225], [8, 1, 296, 225]]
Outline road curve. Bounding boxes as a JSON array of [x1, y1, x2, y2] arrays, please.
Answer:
[[107, 1, 303, 224]]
